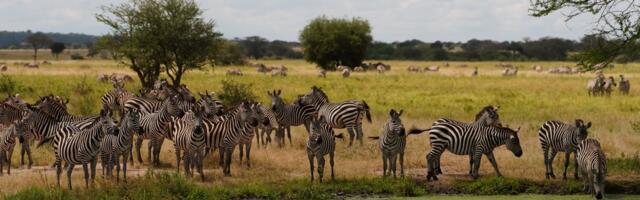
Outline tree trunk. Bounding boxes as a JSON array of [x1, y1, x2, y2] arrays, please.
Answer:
[[33, 48, 38, 63]]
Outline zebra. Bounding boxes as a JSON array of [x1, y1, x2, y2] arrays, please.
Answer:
[[172, 106, 206, 180], [576, 138, 607, 199], [539, 119, 591, 180], [101, 82, 134, 119], [35, 95, 99, 129], [238, 103, 271, 167], [619, 74, 630, 95], [603, 76, 617, 96], [202, 102, 258, 176], [50, 109, 118, 189], [0, 120, 28, 175], [587, 76, 605, 96], [136, 95, 186, 166], [368, 109, 427, 178], [307, 116, 343, 182], [426, 119, 523, 181], [267, 90, 316, 146], [99, 108, 142, 182], [196, 91, 224, 120], [254, 104, 279, 147], [298, 86, 372, 146]]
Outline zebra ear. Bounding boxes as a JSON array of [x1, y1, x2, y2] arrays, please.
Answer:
[[398, 110, 404, 116], [515, 127, 520, 132], [586, 122, 592, 128], [277, 90, 281, 95], [389, 109, 396, 116]]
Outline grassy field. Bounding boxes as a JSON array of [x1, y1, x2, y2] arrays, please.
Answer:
[[0, 53, 639, 198]]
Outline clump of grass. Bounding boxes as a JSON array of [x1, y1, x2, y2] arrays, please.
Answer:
[[72, 76, 98, 115], [609, 153, 640, 173]]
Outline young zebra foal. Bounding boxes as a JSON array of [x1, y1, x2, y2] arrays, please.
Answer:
[[307, 116, 343, 182], [0, 121, 27, 175], [539, 119, 591, 179], [100, 108, 142, 182], [577, 138, 607, 199], [369, 109, 426, 178]]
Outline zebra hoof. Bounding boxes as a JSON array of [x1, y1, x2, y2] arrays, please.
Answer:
[[549, 173, 556, 179]]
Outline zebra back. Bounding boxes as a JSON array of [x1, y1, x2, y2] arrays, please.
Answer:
[[538, 119, 591, 152], [429, 118, 522, 156]]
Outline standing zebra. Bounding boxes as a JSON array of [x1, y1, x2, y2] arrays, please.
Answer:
[[539, 119, 591, 179], [172, 106, 206, 180], [254, 104, 279, 147], [307, 116, 343, 182], [298, 86, 372, 146], [0, 102, 32, 169], [427, 119, 523, 180], [238, 103, 270, 167], [577, 138, 607, 199], [369, 109, 427, 178], [197, 91, 224, 119], [100, 108, 142, 182], [619, 74, 630, 95], [202, 102, 258, 176], [51, 110, 118, 189], [101, 82, 134, 119], [268, 90, 316, 145], [35, 95, 99, 129], [0, 119, 27, 175], [603, 76, 617, 96], [136, 95, 186, 166]]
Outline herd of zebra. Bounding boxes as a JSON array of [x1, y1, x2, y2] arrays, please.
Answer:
[[0, 80, 608, 198], [587, 73, 630, 96]]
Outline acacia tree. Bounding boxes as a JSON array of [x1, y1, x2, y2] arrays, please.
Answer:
[[96, 0, 221, 89], [300, 16, 372, 70], [50, 42, 66, 60], [530, 0, 640, 69], [25, 32, 52, 63]]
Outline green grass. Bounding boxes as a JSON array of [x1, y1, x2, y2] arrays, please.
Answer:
[[393, 194, 640, 200]]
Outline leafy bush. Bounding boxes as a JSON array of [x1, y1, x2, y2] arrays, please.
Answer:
[[0, 75, 32, 97], [217, 79, 257, 107], [70, 53, 84, 60]]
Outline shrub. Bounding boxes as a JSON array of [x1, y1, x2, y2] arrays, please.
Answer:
[[217, 80, 257, 107], [70, 53, 84, 60], [0, 75, 32, 97]]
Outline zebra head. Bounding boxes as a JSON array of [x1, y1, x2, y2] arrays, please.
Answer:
[[575, 119, 592, 142], [165, 95, 186, 118], [123, 108, 143, 134], [592, 168, 605, 199], [388, 109, 405, 136], [299, 86, 329, 107], [251, 103, 270, 126], [504, 127, 523, 157], [475, 105, 501, 127], [98, 109, 119, 136], [239, 102, 259, 127], [309, 116, 332, 144], [268, 90, 284, 111], [198, 91, 223, 118]]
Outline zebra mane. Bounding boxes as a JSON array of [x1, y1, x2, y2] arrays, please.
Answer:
[[25, 105, 61, 122], [474, 106, 497, 121], [311, 86, 329, 102]]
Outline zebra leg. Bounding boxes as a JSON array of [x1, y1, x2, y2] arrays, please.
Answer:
[[147, 139, 154, 165], [135, 137, 144, 164], [426, 150, 441, 181], [486, 152, 502, 177], [183, 153, 191, 177], [471, 152, 482, 179], [543, 147, 551, 179], [82, 163, 90, 188], [246, 142, 252, 168], [435, 156, 442, 175], [308, 153, 314, 182], [175, 148, 181, 173], [400, 152, 405, 178], [356, 121, 364, 145], [255, 129, 261, 148], [90, 158, 97, 185], [197, 152, 205, 181], [391, 154, 398, 178], [122, 152, 129, 183], [19, 143, 25, 168], [317, 156, 325, 183], [115, 153, 121, 183], [6, 148, 12, 175], [218, 148, 224, 166], [468, 154, 473, 175], [66, 164, 75, 190], [56, 160, 62, 187], [549, 150, 558, 178], [330, 151, 335, 181], [581, 170, 589, 192], [238, 144, 244, 164], [382, 153, 388, 177], [153, 139, 164, 166], [0, 151, 4, 176], [286, 126, 292, 145], [563, 151, 571, 180], [346, 127, 356, 147], [573, 152, 579, 180]]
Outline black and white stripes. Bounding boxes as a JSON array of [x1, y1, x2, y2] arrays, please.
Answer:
[[100, 108, 141, 182], [538, 119, 591, 179], [306, 116, 342, 182], [268, 90, 315, 145], [577, 138, 607, 199]]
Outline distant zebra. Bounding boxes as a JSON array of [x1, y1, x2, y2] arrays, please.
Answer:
[[267, 90, 316, 146], [368, 109, 426, 178], [0, 120, 27, 175], [539, 119, 591, 180], [298, 86, 372, 146], [202, 102, 259, 176], [587, 76, 605, 96], [307, 116, 343, 182], [172, 107, 206, 180], [50, 110, 118, 189], [603, 76, 617, 96], [136, 95, 186, 166], [99, 108, 141, 182], [427, 119, 523, 180], [619, 74, 630, 95], [576, 138, 607, 199]]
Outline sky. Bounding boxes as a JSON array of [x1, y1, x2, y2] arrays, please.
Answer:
[[0, 0, 597, 42]]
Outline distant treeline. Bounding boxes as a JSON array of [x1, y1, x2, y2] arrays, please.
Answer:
[[0, 31, 97, 49]]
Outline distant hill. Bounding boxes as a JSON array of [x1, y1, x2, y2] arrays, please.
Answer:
[[0, 31, 98, 48]]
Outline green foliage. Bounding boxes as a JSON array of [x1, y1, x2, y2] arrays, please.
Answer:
[[300, 16, 372, 69], [73, 76, 98, 115], [240, 36, 269, 59], [452, 177, 583, 195], [609, 153, 640, 173], [0, 75, 32, 97], [213, 39, 246, 66], [25, 32, 53, 62], [216, 79, 257, 107], [49, 42, 66, 59], [96, 0, 222, 88]]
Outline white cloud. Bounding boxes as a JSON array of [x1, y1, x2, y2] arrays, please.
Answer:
[[0, 0, 597, 42]]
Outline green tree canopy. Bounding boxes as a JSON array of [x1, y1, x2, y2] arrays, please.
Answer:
[[96, 0, 222, 89], [50, 42, 66, 60], [25, 32, 52, 63], [299, 16, 372, 70]]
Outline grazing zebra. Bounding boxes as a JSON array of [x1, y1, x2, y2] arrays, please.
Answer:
[[254, 104, 279, 147], [99, 108, 142, 182], [577, 138, 607, 199], [238, 103, 270, 167], [202, 102, 258, 176], [619, 74, 630, 95], [101, 83, 134, 119], [369, 109, 426, 178], [307, 116, 343, 182], [539, 119, 591, 180], [51, 110, 118, 189], [0, 121, 27, 175], [136, 95, 186, 166], [267, 90, 316, 146], [603, 76, 617, 96], [172, 106, 206, 180], [427, 119, 523, 180], [298, 86, 372, 146]]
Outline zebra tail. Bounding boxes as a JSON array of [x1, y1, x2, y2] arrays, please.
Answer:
[[362, 100, 372, 123], [368, 136, 380, 140], [36, 136, 54, 148], [408, 127, 429, 135]]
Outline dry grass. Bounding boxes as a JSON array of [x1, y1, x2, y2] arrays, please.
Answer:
[[0, 56, 639, 196]]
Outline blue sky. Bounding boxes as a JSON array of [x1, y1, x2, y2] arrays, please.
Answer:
[[0, 0, 596, 42]]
